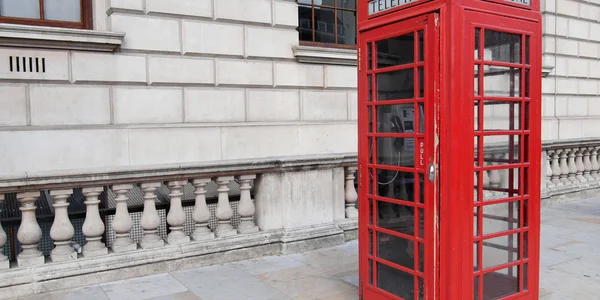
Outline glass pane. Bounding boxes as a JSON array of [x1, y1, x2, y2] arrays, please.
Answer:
[[317, 0, 335, 6], [475, 65, 481, 95], [44, 0, 80, 22], [483, 100, 520, 131], [418, 173, 424, 203], [377, 69, 415, 100], [377, 231, 414, 269], [474, 172, 480, 201], [523, 263, 528, 290], [417, 208, 424, 238], [298, 0, 312, 3], [368, 107, 373, 132], [377, 201, 415, 236], [369, 198, 373, 224], [369, 259, 374, 285], [483, 66, 520, 97], [417, 102, 424, 133], [474, 101, 480, 131], [474, 242, 480, 271], [483, 168, 520, 201], [484, 30, 521, 63], [314, 8, 335, 44], [475, 136, 481, 166], [523, 231, 529, 259], [337, 10, 356, 45], [369, 229, 373, 255], [418, 243, 424, 272], [376, 138, 415, 168], [377, 263, 415, 299], [418, 67, 424, 98], [474, 276, 481, 300], [337, 0, 355, 8], [482, 268, 519, 299], [525, 36, 530, 65], [298, 5, 313, 42], [368, 43, 373, 70], [375, 170, 416, 201], [524, 69, 530, 98], [483, 135, 520, 164], [483, 234, 520, 270], [0, 0, 40, 19], [377, 33, 415, 68], [482, 201, 520, 236], [418, 31, 424, 62], [376, 104, 416, 133], [368, 74, 373, 102], [475, 28, 481, 59]]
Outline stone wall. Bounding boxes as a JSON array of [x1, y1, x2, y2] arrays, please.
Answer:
[[541, 0, 600, 141], [0, 0, 358, 174]]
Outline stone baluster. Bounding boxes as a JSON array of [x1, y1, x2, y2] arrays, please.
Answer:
[[488, 155, 501, 190], [575, 148, 587, 183], [190, 179, 214, 241], [237, 175, 259, 234], [545, 150, 553, 188], [559, 149, 571, 185], [591, 147, 600, 179], [139, 182, 164, 249], [16, 192, 44, 266], [345, 167, 359, 218], [215, 176, 237, 237], [550, 150, 562, 186], [583, 147, 593, 181], [167, 181, 190, 245], [567, 148, 578, 184], [81, 187, 108, 257], [111, 184, 136, 253], [49, 189, 77, 262], [0, 194, 8, 270]]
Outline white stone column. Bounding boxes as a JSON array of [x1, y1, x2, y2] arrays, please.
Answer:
[[575, 148, 587, 183], [190, 179, 214, 241], [583, 147, 593, 181], [215, 176, 237, 237], [167, 181, 190, 245], [237, 175, 259, 234], [567, 148, 578, 184], [139, 182, 164, 249], [591, 147, 600, 179], [0, 194, 9, 270], [111, 184, 136, 253], [81, 187, 108, 257], [559, 149, 570, 185], [545, 150, 553, 188], [345, 167, 359, 218], [550, 150, 562, 186], [16, 191, 44, 267], [49, 189, 77, 262]]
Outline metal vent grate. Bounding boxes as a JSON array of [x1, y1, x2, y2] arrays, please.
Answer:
[[8, 56, 46, 73]]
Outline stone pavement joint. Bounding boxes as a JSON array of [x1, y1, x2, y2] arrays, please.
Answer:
[[16, 198, 600, 300]]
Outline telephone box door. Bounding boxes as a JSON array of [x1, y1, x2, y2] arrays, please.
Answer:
[[358, 13, 440, 300]]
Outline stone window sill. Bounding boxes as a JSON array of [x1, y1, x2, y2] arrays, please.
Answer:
[[0, 23, 124, 52], [293, 45, 357, 66]]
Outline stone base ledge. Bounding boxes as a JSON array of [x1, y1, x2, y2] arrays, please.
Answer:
[[0, 219, 359, 299]]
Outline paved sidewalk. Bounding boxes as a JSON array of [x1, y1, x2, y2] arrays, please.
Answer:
[[17, 198, 600, 300]]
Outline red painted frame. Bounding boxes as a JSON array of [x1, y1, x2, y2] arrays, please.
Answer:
[[357, 0, 541, 299]]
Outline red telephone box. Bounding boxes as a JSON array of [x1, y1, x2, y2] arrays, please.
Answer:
[[356, 0, 542, 299]]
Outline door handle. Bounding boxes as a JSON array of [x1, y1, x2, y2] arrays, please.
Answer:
[[428, 164, 435, 182]]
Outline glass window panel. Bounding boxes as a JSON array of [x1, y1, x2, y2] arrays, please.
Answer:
[[376, 138, 415, 168], [475, 65, 481, 95], [417, 102, 424, 133], [418, 243, 424, 272], [418, 31, 424, 62], [523, 263, 528, 291], [418, 67, 424, 98], [377, 201, 415, 236], [474, 276, 481, 300], [375, 170, 416, 201], [44, 0, 81, 22], [369, 259, 374, 285], [368, 43, 373, 70], [483, 100, 520, 131], [484, 30, 521, 63], [474, 242, 480, 271], [314, 7, 335, 44], [482, 201, 520, 236], [368, 74, 373, 102], [418, 173, 424, 203], [475, 136, 481, 166], [474, 171, 480, 201], [298, 0, 312, 3], [483, 66, 520, 97], [377, 231, 414, 269], [337, 10, 356, 45], [377, 33, 415, 68], [524, 69, 530, 98], [482, 267, 519, 299], [474, 101, 480, 131], [0, 0, 40, 19], [418, 276, 424, 298], [417, 208, 424, 238], [298, 5, 313, 42], [369, 229, 373, 255], [368, 106, 373, 132], [316, 0, 335, 6], [525, 36, 530, 65], [377, 69, 415, 100], [376, 104, 416, 133], [368, 168, 374, 194], [475, 28, 481, 60], [337, 0, 356, 8], [376, 262, 415, 299], [483, 234, 520, 270], [483, 168, 520, 201], [523, 231, 529, 259], [483, 135, 520, 165]]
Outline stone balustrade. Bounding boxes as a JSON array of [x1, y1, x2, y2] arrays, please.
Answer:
[[0, 154, 357, 299]]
